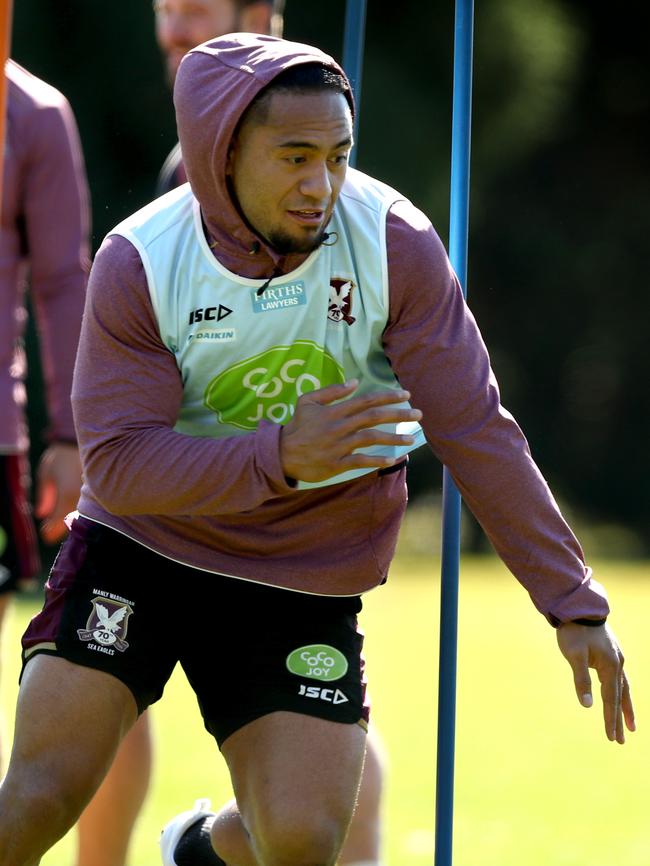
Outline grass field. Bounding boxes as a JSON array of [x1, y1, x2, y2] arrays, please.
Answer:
[[1, 552, 648, 866]]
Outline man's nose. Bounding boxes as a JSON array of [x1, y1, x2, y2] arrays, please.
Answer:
[[300, 162, 332, 200]]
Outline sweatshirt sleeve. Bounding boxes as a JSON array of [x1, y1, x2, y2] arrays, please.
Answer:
[[72, 235, 294, 516], [383, 200, 609, 626], [24, 93, 90, 442]]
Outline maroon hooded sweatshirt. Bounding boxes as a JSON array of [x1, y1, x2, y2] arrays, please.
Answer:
[[72, 34, 608, 624]]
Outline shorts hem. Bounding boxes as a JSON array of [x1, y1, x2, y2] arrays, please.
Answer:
[[20, 644, 151, 715], [215, 706, 370, 750]]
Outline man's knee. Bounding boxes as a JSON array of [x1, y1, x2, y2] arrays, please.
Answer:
[[249, 810, 347, 866], [0, 769, 85, 859]]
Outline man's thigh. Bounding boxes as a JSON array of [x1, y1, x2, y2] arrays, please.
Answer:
[[222, 711, 367, 860], [180, 579, 370, 746]]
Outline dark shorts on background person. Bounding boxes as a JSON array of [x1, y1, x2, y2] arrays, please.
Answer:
[[0, 454, 40, 595], [21, 515, 369, 746]]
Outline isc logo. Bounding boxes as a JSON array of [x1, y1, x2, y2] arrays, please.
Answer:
[[298, 684, 349, 704], [189, 304, 232, 324]]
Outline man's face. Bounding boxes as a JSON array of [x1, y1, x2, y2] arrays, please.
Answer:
[[226, 89, 353, 255], [154, 0, 239, 85]]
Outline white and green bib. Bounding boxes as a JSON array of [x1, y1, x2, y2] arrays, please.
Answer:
[[110, 167, 425, 489]]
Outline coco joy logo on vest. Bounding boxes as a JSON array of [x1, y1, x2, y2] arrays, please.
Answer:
[[251, 280, 307, 314], [204, 340, 344, 429]]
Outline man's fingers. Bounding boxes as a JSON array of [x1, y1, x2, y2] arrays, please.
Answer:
[[571, 657, 593, 708], [597, 658, 623, 742], [621, 672, 636, 733], [300, 380, 416, 415]]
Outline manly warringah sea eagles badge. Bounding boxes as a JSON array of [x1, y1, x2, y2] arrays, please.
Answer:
[[328, 278, 356, 325], [77, 597, 133, 652]]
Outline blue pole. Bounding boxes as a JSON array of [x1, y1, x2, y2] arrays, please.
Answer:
[[435, 2, 474, 866], [342, 0, 367, 165]]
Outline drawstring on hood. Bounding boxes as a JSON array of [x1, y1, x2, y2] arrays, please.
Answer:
[[173, 33, 354, 282]]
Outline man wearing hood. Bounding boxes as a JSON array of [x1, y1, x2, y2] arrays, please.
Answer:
[[153, 6, 385, 864], [0, 34, 634, 866]]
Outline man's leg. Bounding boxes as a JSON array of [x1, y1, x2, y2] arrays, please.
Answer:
[[215, 711, 366, 866], [0, 654, 138, 866], [205, 723, 382, 866], [74, 711, 152, 866], [164, 711, 366, 866]]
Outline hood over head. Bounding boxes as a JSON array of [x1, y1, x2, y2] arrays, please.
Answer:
[[173, 33, 354, 279]]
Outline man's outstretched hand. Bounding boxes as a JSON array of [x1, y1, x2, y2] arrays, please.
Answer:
[[557, 621, 635, 744]]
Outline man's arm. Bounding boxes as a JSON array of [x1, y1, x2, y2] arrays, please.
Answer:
[[383, 200, 634, 741], [22, 90, 89, 541], [23, 91, 90, 444]]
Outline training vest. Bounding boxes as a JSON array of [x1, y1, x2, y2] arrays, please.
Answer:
[[110, 167, 426, 489]]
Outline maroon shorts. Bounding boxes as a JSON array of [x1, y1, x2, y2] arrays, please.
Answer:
[[0, 454, 40, 594], [22, 515, 370, 746]]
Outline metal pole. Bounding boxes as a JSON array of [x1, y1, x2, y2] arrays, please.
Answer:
[[435, 2, 474, 865], [342, 0, 367, 165], [0, 0, 14, 209]]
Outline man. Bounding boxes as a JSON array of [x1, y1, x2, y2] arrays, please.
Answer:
[[0, 59, 151, 866], [0, 36, 634, 866], [153, 5, 387, 863]]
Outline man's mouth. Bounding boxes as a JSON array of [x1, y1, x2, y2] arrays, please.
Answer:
[[287, 209, 325, 227]]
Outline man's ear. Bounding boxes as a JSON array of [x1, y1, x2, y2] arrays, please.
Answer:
[[238, 2, 272, 35]]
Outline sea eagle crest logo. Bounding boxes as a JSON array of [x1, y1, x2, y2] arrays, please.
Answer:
[[77, 597, 133, 652], [328, 278, 356, 325]]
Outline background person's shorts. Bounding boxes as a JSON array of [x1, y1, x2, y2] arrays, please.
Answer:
[[0, 454, 40, 595], [21, 515, 369, 746]]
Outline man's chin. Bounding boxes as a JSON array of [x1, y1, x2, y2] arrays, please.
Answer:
[[268, 228, 326, 255]]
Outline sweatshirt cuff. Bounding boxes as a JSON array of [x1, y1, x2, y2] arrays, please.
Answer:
[[255, 419, 297, 495], [544, 572, 610, 628]]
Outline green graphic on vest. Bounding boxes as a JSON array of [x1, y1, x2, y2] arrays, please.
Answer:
[[286, 644, 349, 681], [204, 341, 345, 429]]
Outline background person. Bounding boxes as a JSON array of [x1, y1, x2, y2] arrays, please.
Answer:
[[0, 58, 151, 866], [0, 34, 633, 866], [154, 0, 285, 194]]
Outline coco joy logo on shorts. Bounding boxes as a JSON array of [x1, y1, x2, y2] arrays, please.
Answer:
[[204, 340, 344, 429], [286, 644, 349, 681]]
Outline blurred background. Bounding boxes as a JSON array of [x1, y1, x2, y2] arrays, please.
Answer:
[[11, 0, 650, 558]]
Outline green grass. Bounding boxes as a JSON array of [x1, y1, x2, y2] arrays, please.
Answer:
[[1, 553, 648, 866]]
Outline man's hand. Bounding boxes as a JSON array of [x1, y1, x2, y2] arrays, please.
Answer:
[[34, 443, 82, 544], [556, 621, 635, 743], [280, 380, 422, 484]]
